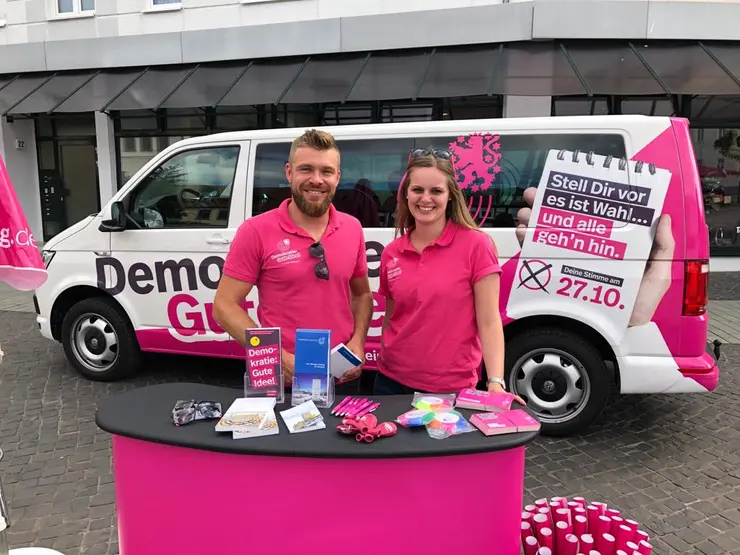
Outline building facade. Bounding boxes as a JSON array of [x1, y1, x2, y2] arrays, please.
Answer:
[[1, 0, 740, 267]]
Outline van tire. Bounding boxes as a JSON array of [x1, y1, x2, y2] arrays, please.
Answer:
[[61, 297, 142, 382], [505, 327, 610, 437]]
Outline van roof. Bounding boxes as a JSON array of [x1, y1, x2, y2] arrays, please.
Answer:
[[176, 114, 675, 146]]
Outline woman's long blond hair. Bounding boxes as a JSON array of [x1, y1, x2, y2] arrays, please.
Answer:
[[394, 152, 481, 238]]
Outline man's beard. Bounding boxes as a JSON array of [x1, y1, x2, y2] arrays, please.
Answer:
[[291, 186, 334, 218]]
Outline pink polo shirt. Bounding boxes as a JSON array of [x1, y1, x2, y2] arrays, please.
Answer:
[[378, 221, 502, 392], [222, 199, 368, 354]]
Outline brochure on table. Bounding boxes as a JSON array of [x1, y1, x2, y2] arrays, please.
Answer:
[[244, 327, 285, 404], [215, 397, 327, 439], [291, 329, 335, 408], [214, 397, 279, 439]]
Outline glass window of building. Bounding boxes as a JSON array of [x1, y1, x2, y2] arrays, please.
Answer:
[[693, 128, 740, 253], [57, 0, 94, 12]]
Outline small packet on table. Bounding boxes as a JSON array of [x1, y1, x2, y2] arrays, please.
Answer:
[[425, 410, 476, 440]]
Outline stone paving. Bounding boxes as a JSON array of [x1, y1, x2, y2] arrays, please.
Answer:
[[0, 310, 738, 555]]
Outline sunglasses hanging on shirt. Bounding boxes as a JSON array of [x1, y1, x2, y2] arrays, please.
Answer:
[[309, 242, 329, 280]]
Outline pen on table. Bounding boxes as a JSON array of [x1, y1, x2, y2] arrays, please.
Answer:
[[355, 402, 379, 419], [335, 397, 356, 416], [340, 398, 362, 417], [340, 398, 363, 417], [347, 399, 372, 418], [331, 396, 352, 416]]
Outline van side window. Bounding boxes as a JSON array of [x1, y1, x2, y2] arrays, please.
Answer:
[[418, 134, 627, 228], [252, 139, 413, 227], [127, 145, 240, 230], [251, 134, 626, 229]]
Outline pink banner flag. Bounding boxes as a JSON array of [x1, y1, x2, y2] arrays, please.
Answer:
[[0, 156, 47, 291]]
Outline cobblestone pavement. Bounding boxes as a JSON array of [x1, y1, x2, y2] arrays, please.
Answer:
[[0, 311, 738, 555], [708, 270, 740, 301]]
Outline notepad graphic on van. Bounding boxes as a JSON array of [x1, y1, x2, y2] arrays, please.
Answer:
[[330, 344, 363, 379]]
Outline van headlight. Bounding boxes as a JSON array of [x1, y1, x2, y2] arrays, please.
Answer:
[[41, 250, 55, 267]]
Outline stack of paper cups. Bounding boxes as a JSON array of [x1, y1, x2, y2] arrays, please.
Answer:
[[520, 496, 652, 555]]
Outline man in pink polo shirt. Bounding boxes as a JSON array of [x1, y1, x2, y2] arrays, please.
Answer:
[[213, 129, 373, 387]]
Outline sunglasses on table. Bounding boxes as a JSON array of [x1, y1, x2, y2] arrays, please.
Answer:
[[410, 148, 452, 161], [172, 400, 223, 426], [309, 242, 329, 281]]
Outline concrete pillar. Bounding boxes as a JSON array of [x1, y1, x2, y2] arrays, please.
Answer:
[[95, 111, 118, 207], [503, 95, 552, 118], [0, 116, 43, 245]]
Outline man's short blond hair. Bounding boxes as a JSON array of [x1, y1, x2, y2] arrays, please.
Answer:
[[289, 129, 340, 165]]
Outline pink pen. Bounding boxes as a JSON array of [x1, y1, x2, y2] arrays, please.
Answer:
[[342, 398, 367, 417], [347, 399, 372, 417], [331, 396, 353, 415], [337, 397, 360, 416], [355, 402, 379, 418]]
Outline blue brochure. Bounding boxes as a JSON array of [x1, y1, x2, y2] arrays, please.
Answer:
[[292, 329, 333, 407]]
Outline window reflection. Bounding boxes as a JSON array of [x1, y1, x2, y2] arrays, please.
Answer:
[[694, 128, 740, 251], [118, 136, 191, 185]]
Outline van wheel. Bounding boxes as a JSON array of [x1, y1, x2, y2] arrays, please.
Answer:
[[61, 297, 142, 382], [505, 328, 610, 437]]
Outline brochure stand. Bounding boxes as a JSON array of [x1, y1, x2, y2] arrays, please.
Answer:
[[291, 329, 334, 408], [244, 328, 285, 404]]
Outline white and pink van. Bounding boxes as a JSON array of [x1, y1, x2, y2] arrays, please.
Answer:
[[32, 115, 718, 436]]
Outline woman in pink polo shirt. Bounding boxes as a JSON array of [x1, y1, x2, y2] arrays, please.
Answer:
[[375, 148, 523, 403]]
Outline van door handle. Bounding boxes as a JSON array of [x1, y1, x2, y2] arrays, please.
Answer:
[[206, 237, 231, 245]]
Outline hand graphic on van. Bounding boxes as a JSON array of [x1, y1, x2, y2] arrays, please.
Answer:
[[515, 186, 675, 328]]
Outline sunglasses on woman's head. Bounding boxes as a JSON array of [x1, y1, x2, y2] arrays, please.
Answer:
[[410, 148, 452, 161], [309, 242, 329, 280]]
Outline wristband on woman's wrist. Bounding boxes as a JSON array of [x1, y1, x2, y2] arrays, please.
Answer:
[[487, 376, 506, 389]]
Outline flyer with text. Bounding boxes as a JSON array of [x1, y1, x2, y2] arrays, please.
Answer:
[[506, 149, 671, 337], [244, 327, 284, 404]]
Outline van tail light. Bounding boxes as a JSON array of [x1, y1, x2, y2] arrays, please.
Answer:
[[683, 259, 709, 316]]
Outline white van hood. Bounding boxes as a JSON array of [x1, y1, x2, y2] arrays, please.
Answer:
[[42, 214, 95, 251]]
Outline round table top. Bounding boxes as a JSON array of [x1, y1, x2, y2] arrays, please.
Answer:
[[95, 382, 539, 459]]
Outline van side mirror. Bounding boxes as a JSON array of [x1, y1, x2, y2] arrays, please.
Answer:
[[99, 201, 126, 232]]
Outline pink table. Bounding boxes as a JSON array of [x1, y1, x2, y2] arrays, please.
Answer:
[[96, 383, 538, 555]]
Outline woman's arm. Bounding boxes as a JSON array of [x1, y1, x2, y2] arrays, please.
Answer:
[[474, 273, 505, 386], [474, 274, 526, 404]]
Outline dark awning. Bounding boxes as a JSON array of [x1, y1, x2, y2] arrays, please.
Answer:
[[558, 41, 668, 96], [52, 69, 149, 113], [216, 58, 310, 107], [0, 75, 57, 115], [101, 65, 200, 111], [490, 42, 588, 96], [158, 63, 252, 109], [275, 53, 370, 104], [416, 45, 501, 99], [1, 39, 740, 116], [4, 71, 99, 115]]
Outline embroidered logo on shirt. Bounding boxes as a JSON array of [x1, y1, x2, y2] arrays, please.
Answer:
[[387, 257, 402, 282], [270, 238, 301, 265]]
